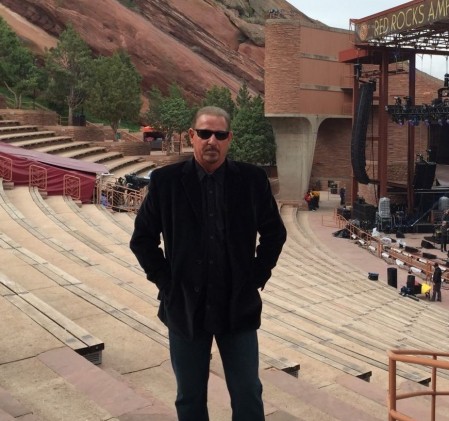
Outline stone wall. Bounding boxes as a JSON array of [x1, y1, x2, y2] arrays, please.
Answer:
[[45, 125, 106, 142], [93, 141, 153, 156], [0, 109, 58, 125]]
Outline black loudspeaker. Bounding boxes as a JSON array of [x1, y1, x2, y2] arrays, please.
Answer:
[[406, 274, 421, 294], [387, 267, 397, 288], [413, 162, 436, 190], [421, 240, 435, 249], [405, 245, 419, 254], [352, 202, 377, 225], [351, 82, 375, 185], [368, 272, 379, 280], [406, 274, 415, 290], [422, 252, 437, 259]]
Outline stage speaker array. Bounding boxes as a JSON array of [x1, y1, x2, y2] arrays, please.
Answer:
[[351, 81, 375, 185], [413, 162, 436, 190]]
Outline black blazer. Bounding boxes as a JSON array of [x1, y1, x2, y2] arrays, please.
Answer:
[[130, 157, 286, 339]]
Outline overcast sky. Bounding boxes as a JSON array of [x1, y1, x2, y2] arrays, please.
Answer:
[[286, 0, 448, 79]]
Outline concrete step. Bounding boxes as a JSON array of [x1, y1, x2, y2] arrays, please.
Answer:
[[0, 124, 38, 134], [8, 135, 74, 148], [336, 373, 449, 421], [0, 130, 56, 141], [0, 119, 20, 126]]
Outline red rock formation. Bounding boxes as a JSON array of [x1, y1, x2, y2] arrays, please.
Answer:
[[0, 0, 321, 102]]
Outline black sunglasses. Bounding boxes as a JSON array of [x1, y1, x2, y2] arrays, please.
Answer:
[[194, 129, 230, 141]]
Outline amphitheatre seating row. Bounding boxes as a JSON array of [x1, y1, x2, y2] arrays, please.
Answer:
[[7, 135, 74, 149], [4, 185, 365, 380], [0, 227, 168, 347], [40, 192, 448, 383], [4, 184, 302, 376], [2, 184, 299, 375], [0, 119, 20, 126], [0, 119, 153, 177], [38, 192, 448, 382], [0, 274, 104, 364], [0, 130, 57, 141], [3, 180, 449, 419], [0, 124, 38, 134], [34, 140, 91, 154], [279, 206, 449, 384], [55, 145, 108, 158], [55, 192, 435, 382]]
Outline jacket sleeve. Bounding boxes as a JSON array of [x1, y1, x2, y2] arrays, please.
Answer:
[[253, 171, 287, 289], [129, 175, 171, 291]]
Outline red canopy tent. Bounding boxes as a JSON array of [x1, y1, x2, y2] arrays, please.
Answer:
[[0, 142, 108, 203]]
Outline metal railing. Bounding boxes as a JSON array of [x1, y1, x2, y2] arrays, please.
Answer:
[[334, 214, 441, 282], [0, 156, 13, 181], [388, 350, 449, 421], [94, 177, 146, 213]]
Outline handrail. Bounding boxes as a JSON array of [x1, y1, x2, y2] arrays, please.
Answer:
[[336, 215, 441, 282], [336, 215, 383, 258], [388, 349, 449, 421]]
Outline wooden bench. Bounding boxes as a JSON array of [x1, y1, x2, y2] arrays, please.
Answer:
[[0, 276, 104, 365]]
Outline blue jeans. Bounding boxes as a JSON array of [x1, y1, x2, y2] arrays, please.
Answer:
[[169, 329, 264, 421]]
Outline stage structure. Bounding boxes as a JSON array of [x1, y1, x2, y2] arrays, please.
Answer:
[[340, 0, 449, 214]]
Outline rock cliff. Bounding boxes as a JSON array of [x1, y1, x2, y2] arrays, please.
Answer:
[[0, 0, 323, 102]]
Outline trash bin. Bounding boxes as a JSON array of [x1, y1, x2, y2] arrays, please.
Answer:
[[387, 267, 397, 288]]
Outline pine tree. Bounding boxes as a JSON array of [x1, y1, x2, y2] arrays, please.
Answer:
[[230, 87, 276, 165], [86, 50, 142, 136], [0, 17, 41, 108], [45, 25, 93, 125]]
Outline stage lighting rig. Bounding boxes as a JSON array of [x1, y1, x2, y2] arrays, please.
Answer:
[[386, 77, 449, 126]]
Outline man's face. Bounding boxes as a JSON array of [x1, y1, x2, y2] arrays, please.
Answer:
[[189, 114, 232, 173]]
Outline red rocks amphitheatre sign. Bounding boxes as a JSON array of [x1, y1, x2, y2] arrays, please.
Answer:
[[353, 0, 449, 42]]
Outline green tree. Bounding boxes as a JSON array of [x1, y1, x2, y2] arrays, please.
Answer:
[[230, 91, 276, 165], [235, 80, 252, 109], [0, 17, 42, 108], [146, 83, 192, 153], [45, 25, 93, 125], [201, 85, 235, 118], [85, 51, 142, 136], [146, 85, 164, 129]]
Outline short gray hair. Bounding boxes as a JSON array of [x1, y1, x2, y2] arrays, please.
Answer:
[[192, 106, 230, 129]]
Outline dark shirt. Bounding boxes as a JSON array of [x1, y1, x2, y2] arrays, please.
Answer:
[[196, 161, 231, 334], [433, 266, 442, 284]]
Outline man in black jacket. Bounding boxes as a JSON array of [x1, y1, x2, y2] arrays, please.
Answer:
[[130, 106, 287, 421]]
